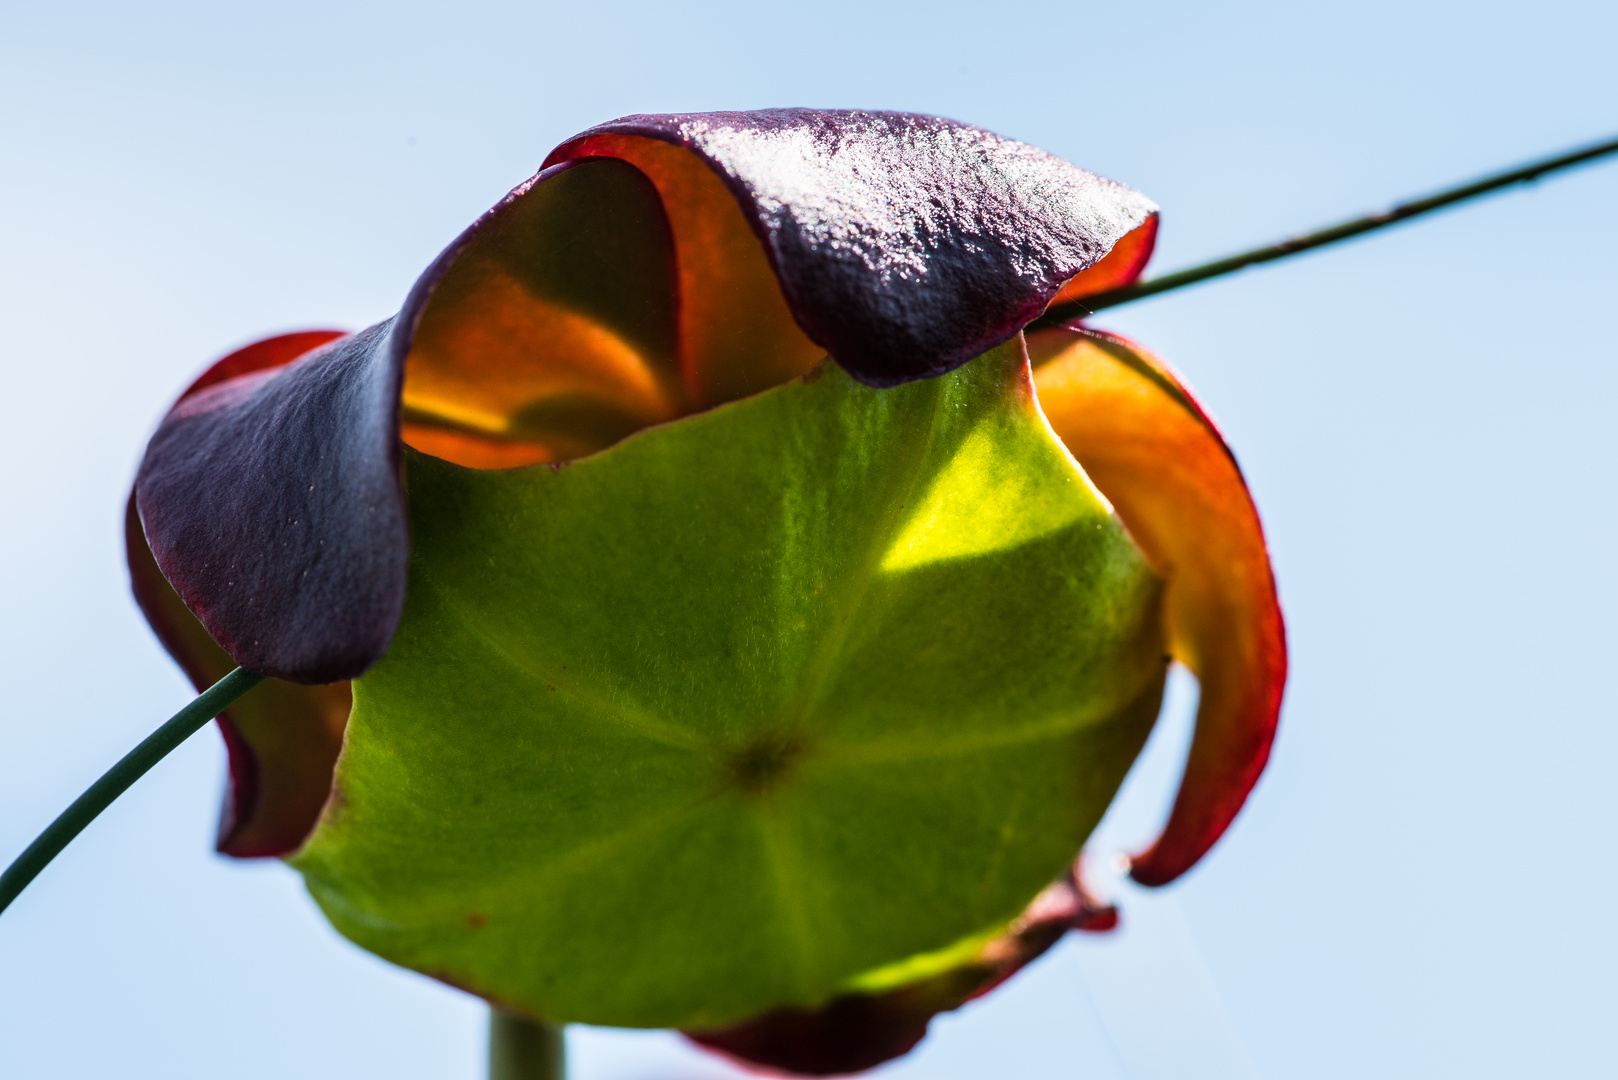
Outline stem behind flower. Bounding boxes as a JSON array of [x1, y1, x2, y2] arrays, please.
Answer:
[[490, 1011, 566, 1080]]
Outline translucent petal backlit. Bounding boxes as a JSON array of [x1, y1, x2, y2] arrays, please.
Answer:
[[1049, 214, 1159, 304], [1029, 327, 1286, 885]]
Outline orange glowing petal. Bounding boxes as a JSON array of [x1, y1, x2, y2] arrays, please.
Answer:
[[398, 425, 555, 470], [549, 133, 827, 408], [1029, 326, 1286, 886], [407, 272, 677, 427], [1048, 215, 1159, 306], [402, 157, 690, 468]]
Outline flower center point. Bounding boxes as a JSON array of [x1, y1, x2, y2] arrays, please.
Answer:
[[724, 731, 807, 796]]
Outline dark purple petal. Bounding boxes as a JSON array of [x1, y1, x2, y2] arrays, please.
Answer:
[[550, 110, 1157, 386], [126, 491, 352, 855], [134, 322, 408, 684], [132, 113, 1156, 687]]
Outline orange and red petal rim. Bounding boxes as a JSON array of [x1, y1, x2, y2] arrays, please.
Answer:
[[1049, 213, 1159, 304], [1030, 327, 1286, 886]]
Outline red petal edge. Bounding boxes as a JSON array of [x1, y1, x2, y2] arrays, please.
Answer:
[[1030, 327, 1287, 886]]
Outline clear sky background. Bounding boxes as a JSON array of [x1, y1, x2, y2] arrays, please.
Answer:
[[2, 1, 1615, 1077]]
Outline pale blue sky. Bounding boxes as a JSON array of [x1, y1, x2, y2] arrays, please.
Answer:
[[2, 1, 1615, 1077]]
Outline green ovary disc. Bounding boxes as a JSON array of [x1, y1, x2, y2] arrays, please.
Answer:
[[291, 340, 1166, 1029]]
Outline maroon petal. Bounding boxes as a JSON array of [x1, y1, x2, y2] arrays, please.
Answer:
[[549, 109, 1158, 387], [127, 491, 351, 856], [134, 322, 409, 684], [684, 866, 1115, 1076]]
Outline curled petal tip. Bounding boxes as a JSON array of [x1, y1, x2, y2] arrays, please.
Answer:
[[1050, 213, 1160, 307], [1031, 327, 1287, 888]]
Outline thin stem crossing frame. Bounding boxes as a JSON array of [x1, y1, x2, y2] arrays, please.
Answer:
[[1030, 133, 1618, 329]]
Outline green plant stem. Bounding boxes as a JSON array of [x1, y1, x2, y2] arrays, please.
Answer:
[[0, 666, 264, 918], [1030, 132, 1618, 328], [489, 1010, 566, 1080]]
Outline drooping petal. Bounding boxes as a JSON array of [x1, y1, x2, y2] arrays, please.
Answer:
[[133, 111, 1160, 693], [128, 332, 358, 853], [550, 110, 1158, 387], [135, 322, 409, 684], [127, 493, 350, 856], [1028, 327, 1286, 886]]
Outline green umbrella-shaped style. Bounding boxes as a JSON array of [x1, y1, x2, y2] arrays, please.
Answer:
[[127, 109, 1285, 1075]]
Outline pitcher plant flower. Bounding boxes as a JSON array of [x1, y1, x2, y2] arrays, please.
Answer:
[[125, 110, 1286, 1075]]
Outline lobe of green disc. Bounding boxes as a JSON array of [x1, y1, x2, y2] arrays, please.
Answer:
[[291, 339, 1166, 1029]]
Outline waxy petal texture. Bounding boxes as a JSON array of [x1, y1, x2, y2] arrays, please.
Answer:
[[1029, 327, 1286, 885], [135, 322, 408, 684], [127, 331, 356, 853], [551, 110, 1158, 386]]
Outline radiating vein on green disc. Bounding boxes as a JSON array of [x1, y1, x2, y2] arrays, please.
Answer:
[[752, 809, 819, 995], [311, 788, 715, 924], [810, 712, 1114, 767], [0, 667, 265, 918], [779, 370, 944, 727], [412, 564, 705, 750]]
